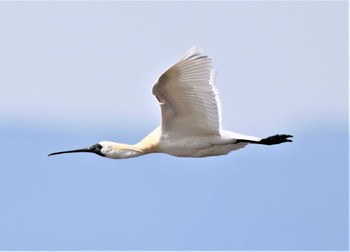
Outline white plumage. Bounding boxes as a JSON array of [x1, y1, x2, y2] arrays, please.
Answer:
[[153, 47, 221, 137], [49, 47, 292, 159]]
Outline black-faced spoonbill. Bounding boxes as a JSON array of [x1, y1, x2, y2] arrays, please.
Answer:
[[49, 47, 292, 159]]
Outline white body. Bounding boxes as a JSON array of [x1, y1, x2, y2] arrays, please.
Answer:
[[158, 129, 259, 157], [100, 128, 260, 159], [98, 47, 262, 159]]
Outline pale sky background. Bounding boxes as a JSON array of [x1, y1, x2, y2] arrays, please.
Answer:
[[0, 1, 348, 251]]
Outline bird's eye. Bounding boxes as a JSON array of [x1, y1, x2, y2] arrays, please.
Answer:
[[96, 144, 103, 149]]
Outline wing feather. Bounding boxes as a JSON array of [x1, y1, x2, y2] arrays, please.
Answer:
[[152, 47, 222, 137]]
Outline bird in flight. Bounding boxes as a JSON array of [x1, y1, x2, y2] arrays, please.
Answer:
[[49, 47, 292, 159]]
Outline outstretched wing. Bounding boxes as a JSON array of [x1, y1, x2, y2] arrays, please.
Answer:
[[152, 47, 222, 138]]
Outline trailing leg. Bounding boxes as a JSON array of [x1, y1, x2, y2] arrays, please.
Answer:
[[259, 134, 293, 145], [237, 134, 293, 145]]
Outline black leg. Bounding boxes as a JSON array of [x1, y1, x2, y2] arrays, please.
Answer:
[[236, 134, 293, 145], [259, 134, 293, 145]]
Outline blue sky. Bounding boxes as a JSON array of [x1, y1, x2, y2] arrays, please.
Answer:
[[0, 1, 348, 250]]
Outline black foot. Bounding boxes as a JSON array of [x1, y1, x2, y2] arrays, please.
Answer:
[[259, 134, 293, 145]]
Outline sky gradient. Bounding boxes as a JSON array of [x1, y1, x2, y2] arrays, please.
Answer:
[[0, 1, 348, 250]]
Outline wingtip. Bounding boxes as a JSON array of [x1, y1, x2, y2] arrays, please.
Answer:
[[183, 46, 203, 59], [189, 45, 202, 51]]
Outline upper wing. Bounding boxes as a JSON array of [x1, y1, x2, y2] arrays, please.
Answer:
[[152, 47, 222, 138]]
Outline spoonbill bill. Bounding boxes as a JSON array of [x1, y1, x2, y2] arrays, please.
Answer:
[[49, 47, 292, 159]]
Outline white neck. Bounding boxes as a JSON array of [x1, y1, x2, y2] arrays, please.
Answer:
[[99, 128, 160, 159], [100, 142, 144, 159]]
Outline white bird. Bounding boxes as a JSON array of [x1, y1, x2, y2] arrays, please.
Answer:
[[49, 47, 292, 159]]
